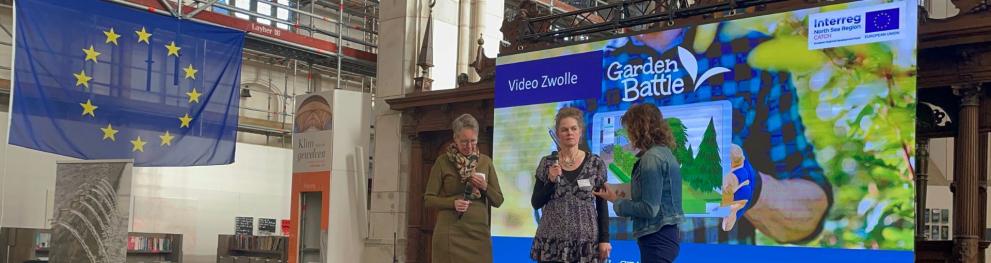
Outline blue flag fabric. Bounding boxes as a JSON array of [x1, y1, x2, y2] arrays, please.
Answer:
[[9, 0, 245, 166]]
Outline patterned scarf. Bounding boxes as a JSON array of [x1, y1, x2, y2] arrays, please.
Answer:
[[447, 144, 481, 199]]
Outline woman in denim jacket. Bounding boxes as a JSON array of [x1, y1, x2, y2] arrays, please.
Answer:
[[595, 103, 683, 263]]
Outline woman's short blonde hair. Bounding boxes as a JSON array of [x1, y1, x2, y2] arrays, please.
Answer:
[[452, 114, 479, 134]]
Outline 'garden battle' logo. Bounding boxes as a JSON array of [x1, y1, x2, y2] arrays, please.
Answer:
[[608, 47, 730, 102]]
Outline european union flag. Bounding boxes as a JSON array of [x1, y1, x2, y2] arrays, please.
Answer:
[[865, 8, 899, 33], [9, 0, 245, 166]]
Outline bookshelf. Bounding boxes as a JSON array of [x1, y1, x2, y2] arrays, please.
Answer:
[[216, 234, 288, 262], [126, 232, 183, 263], [0, 228, 49, 262], [0, 228, 182, 263]]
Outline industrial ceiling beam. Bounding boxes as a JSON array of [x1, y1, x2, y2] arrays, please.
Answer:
[[518, 0, 852, 44], [185, 0, 221, 19]]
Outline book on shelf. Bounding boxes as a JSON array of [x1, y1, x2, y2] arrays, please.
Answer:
[[127, 235, 172, 252], [230, 235, 286, 252]]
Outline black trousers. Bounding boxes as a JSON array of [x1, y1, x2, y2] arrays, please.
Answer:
[[637, 224, 681, 263]]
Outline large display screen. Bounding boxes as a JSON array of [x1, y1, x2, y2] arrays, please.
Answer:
[[492, 1, 917, 262]]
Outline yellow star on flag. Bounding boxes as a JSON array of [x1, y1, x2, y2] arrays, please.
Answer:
[[135, 27, 152, 44], [183, 64, 198, 79], [179, 113, 193, 128], [165, 41, 181, 57], [103, 28, 121, 46], [80, 99, 98, 117], [100, 123, 119, 141], [130, 136, 147, 152], [159, 131, 175, 146], [186, 88, 202, 103], [74, 69, 92, 88], [82, 45, 101, 63]]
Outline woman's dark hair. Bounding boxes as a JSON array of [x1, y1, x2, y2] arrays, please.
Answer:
[[621, 103, 675, 150]]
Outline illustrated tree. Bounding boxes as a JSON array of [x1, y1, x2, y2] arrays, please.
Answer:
[[683, 118, 722, 192], [667, 118, 693, 166], [612, 118, 694, 183]]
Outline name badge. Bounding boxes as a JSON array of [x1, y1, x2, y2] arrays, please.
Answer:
[[578, 179, 592, 188]]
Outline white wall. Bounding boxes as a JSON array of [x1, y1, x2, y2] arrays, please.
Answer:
[[325, 90, 372, 262], [130, 144, 292, 262], [0, 111, 293, 263]]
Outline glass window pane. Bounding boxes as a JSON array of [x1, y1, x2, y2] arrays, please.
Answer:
[[212, 0, 230, 14], [234, 0, 250, 10], [257, 2, 272, 15], [233, 0, 250, 19], [276, 7, 290, 20]]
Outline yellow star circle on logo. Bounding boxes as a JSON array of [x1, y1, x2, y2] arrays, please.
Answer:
[[186, 88, 202, 103], [73, 69, 93, 88], [159, 131, 175, 146], [179, 113, 193, 128], [80, 99, 98, 117], [165, 41, 181, 57], [104, 28, 121, 46], [131, 136, 147, 152], [82, 45, 101, 63], [183, 64, 198, 79], [100, 123, 119, 141], [135, 27, 152, 44]]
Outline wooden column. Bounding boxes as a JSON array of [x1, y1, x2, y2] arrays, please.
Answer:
[[979, 92, 990, 263], [406, 133, 426, 263], [953, 84, 982, 262], [917, 137, 930, 240]]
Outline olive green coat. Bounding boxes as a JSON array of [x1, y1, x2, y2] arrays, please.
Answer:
[[424, 154, 504, 263]]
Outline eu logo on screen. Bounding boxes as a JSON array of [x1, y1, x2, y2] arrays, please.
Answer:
[[865, 8, 899, 33]]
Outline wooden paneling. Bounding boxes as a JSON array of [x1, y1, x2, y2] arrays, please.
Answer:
[[391, 86, 494, 263]]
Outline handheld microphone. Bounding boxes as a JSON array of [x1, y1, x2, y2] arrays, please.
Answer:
[[458, 183, 472, 220], [546, 151, 560, 183], [458, 155, 480, 220], [548, 151, 559, 163]]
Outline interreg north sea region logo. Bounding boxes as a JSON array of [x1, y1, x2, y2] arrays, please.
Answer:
[[808, 2, 906, 49], [608, 46, 730, 102]]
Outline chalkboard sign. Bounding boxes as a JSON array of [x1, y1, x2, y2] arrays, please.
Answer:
[[258, 218, 277, 235], [235, 217, 254, 235]]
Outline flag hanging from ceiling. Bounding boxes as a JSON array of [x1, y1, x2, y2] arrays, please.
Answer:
[[9, 0, 245, 166]]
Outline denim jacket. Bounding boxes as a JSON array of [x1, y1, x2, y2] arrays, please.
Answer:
[[613, 145, 684, 239]]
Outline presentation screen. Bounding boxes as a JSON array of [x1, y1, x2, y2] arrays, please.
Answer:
[[492, 0, 917, 262]]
